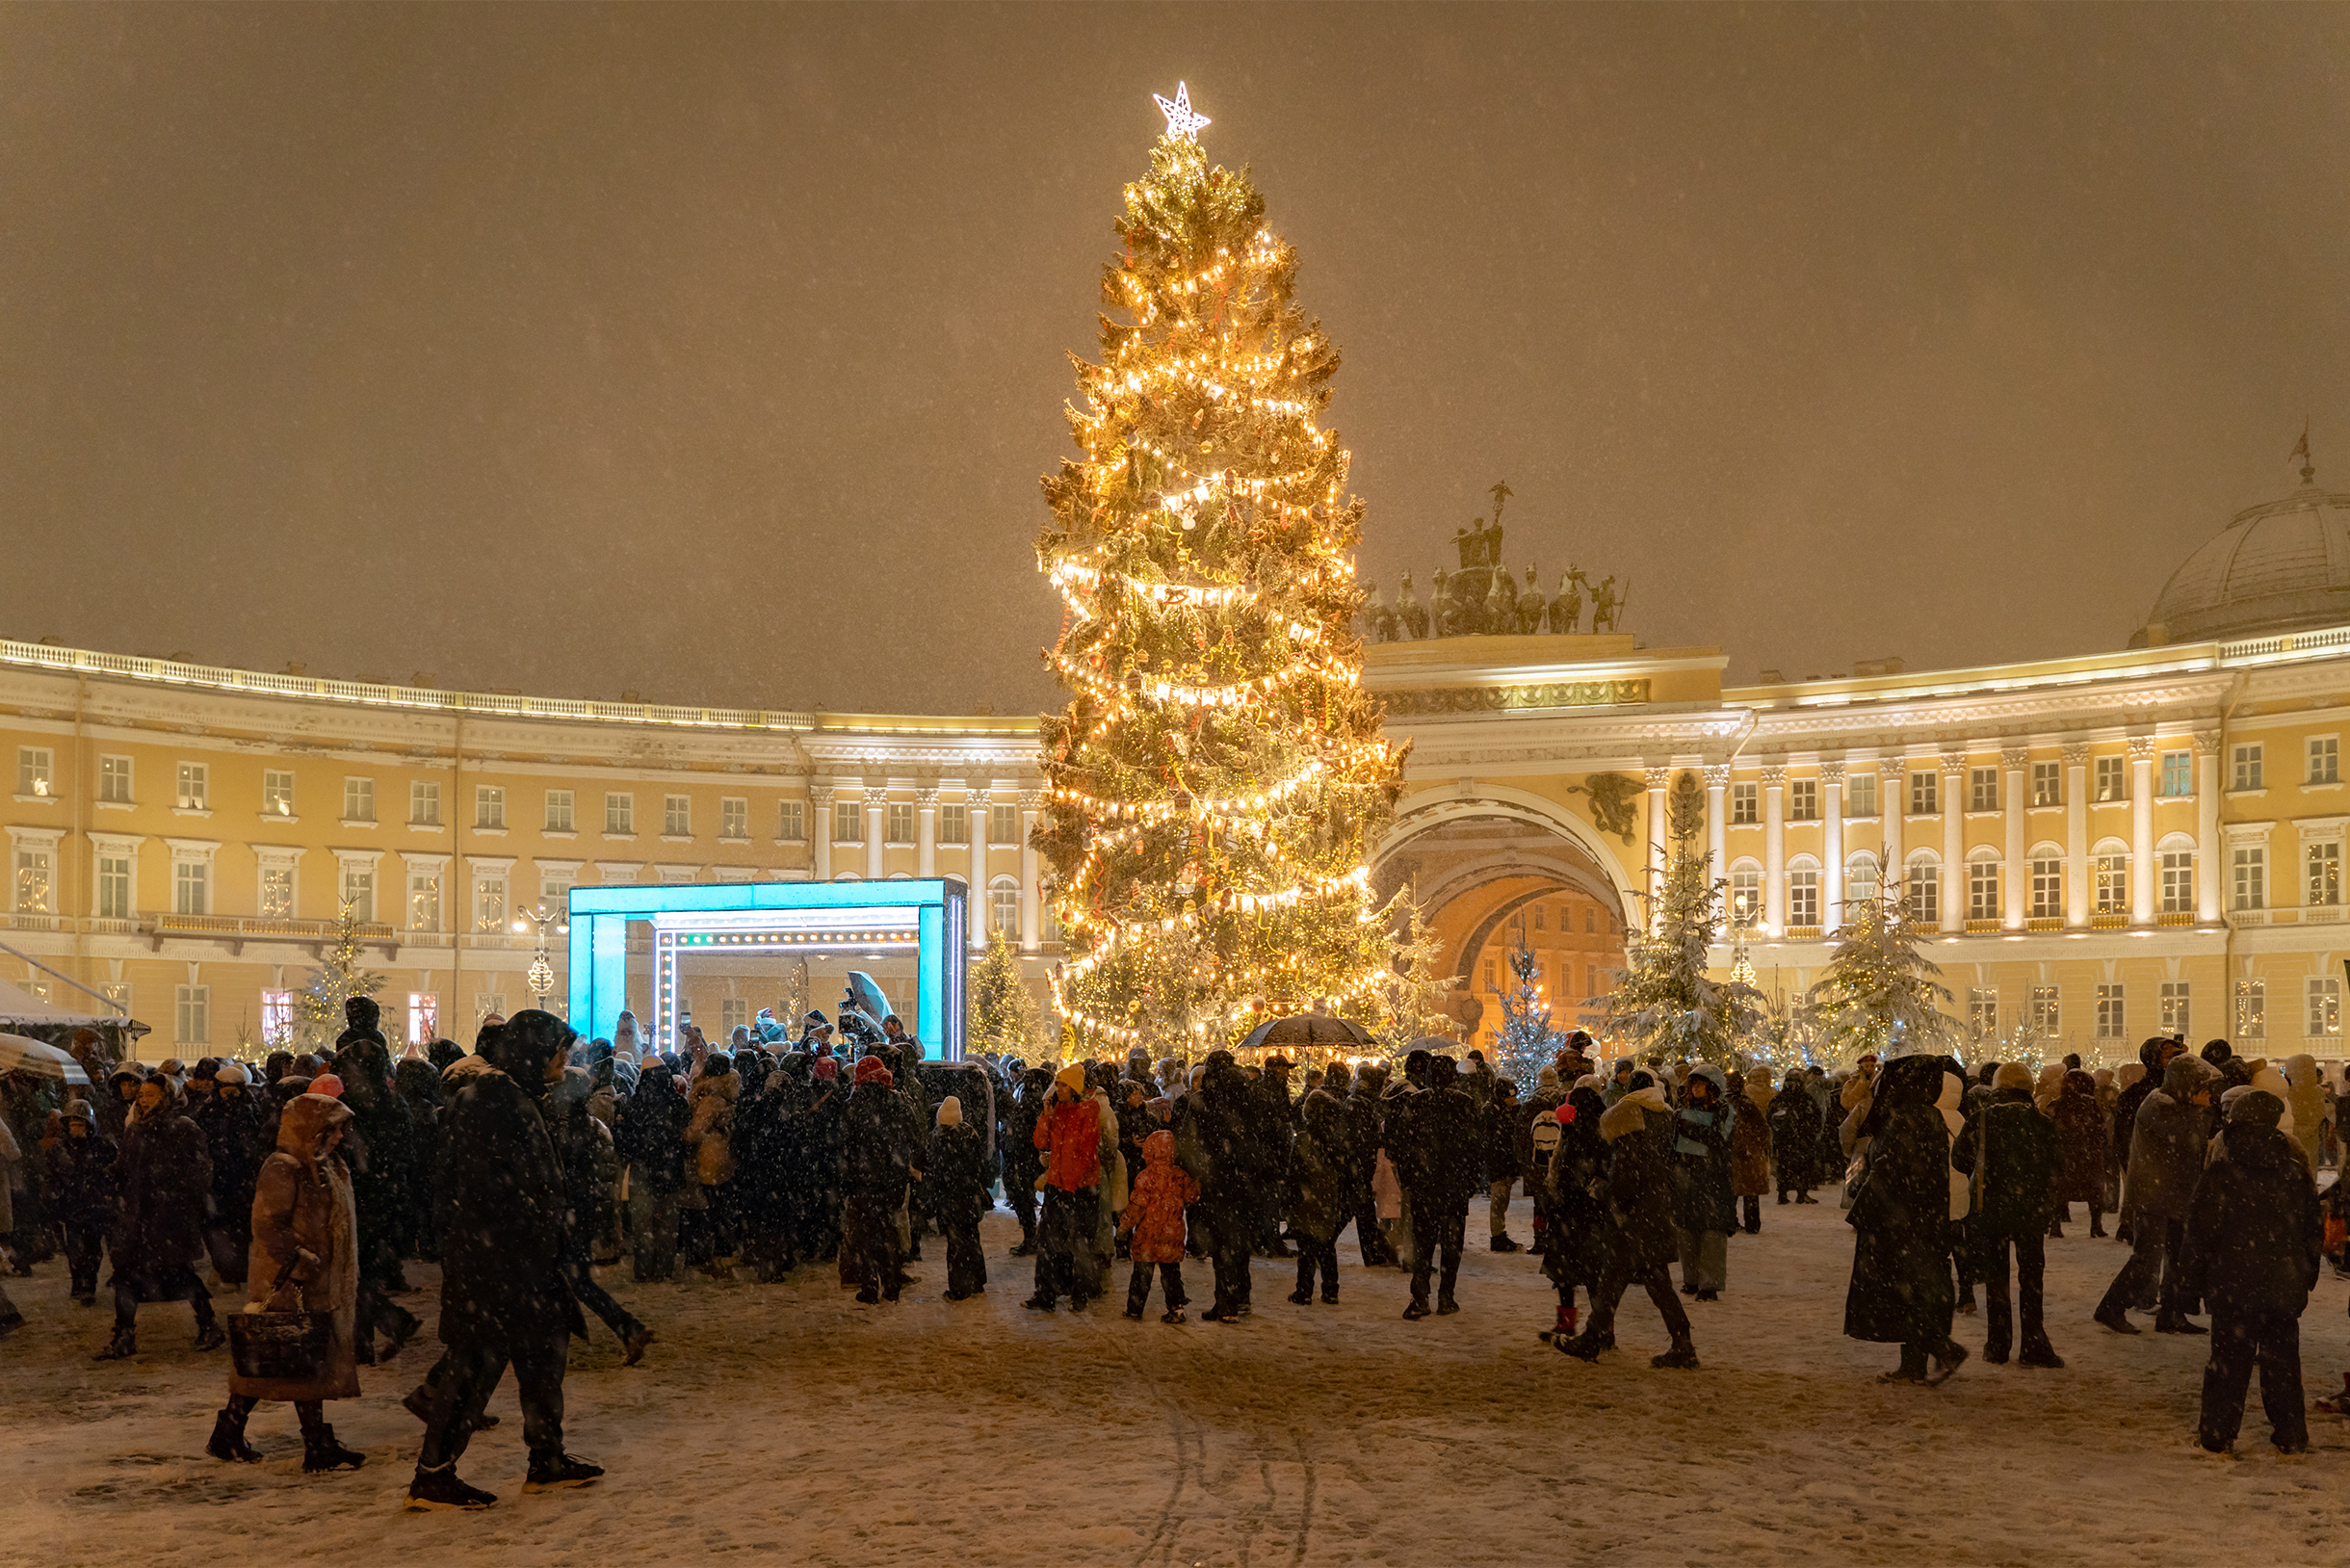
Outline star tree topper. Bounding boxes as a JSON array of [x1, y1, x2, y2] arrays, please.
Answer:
[[1153, 81, 1210, 142]]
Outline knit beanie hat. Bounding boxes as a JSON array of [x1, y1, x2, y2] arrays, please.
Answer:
[[812, 1057, 839, 1082], [215, 1061, 249, 1085], [308, 1073, 345, 1099], [936, 1095, 962, 1128], [852, 1055, 893, 1088], [2228, 1087, 2285, 1127], [1055, 1062, 1087, 1096], [1993, 1062, 2035, 1093]]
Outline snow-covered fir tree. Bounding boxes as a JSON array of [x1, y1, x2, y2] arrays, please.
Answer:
[[288, 904, 388, 1053], [1368, 899, 1458, 1049], [1597, 820, 1762, 1065], [967, 928, 1047, 1058], [1804, 866, 1960, 1063], [1489, 942, 1565, 1086]]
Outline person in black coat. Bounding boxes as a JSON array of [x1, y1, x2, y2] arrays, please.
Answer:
[[1767, 1070, 1824, 1203], [733, 1060, 800, 1282], [1250, 1058, 1299, 1256], [46, 1100, 118, 1303], [1194, 1053, 1260, 1320], [95, 1076, 221, 1360], [1482, 1079, 1526, 1252], [1397, 1055, 1478, 1320], [406, 1010, 599, 1511], [928, 1096, 990, 1299], [1843, 1054, 1967, 1384], [1538, 1085, 1609, 1344], [1005, 1066, 1051, 1256], [332, 1018, 423, 1362], [614, 1059, 690, 1282], [839, 1055, 919, 1303], [1949, 1062, 2063, 1367], [2180, 1089, 2322, 1454], [546, 1067, 649, 1359], [1556, 1074, 1697, 1368], [1344, 1063, 1397, 1267], [191, 1063, 266, 1286], [1672, 1066, 1736, 1300]]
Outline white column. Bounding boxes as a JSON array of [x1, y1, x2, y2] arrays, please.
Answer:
[[1761, 764, 1787, 936], [2129, 737, 2156, 926], [1940, 751, 1966, 933], [809, 780, 834, 881], [2002, 746, 2028, 929], [1644, 765, 1671, 929], [2195, 732, 2222, 924], [1704, 765, 1729, 880], [864, 786, 887, 880], [915, 784, 939, 877], [1877, 757, 1905, 875], [2064, 741, 2089, 928], [968, 785, 991, 947], [1820, 761, 1846, 928], [1018, 788, 1043, 953]]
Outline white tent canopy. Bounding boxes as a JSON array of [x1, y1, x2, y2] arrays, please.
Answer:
[[0, 974, 131, 1032]]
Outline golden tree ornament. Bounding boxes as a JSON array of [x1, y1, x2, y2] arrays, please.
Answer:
[[1037, 91, 1407, 1048]]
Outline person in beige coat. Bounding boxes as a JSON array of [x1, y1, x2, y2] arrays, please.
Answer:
[[685, 1061, 741, 1279], [208, 1093, 366, 1473]]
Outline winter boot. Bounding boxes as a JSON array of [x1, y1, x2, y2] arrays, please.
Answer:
[[92, 1326, 137, 1361], [2155, 1314, 2209, 1335], [1490, 1234, 1522, 1253], [622, 1326, 655, 1367], [1401, 1299, 1432, 1320], [206, 1407, 261, 1463], [1556, 1328, 1610, 1362], [1651, 1336, 1700, 1370], [1540, 1302, 1579, 1345], [301, 1425, 367, 1473], [1436, 1294, 1461, 1315], [405, 1463, 496, 1511], [193, 1320, 226, 1352], [2093, 1305, 2141, 1335], [523, 1452, 605, 1493], [2018, 1342, 2066, 1370]]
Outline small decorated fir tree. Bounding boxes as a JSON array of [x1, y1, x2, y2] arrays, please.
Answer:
[[1805, 864, 1960, 1064], [1490, 943, 1566, 1087], [1365, 899, 1458, 1048], [967, 928, 1047, 1059], [1598, 823, 1763, 1065], [289, 903, 388, 1052]]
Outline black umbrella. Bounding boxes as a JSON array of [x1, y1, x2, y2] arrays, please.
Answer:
[[1237, 1013, 1375, 1052]]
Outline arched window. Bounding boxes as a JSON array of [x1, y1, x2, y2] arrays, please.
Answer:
[[1966, 846, 2002, 924], [1787, 853, 1821, 928], [988, 875, 1020, 938], [1728, 857, 1762, 925], [2027, 842, 2064, 920], [1903, 849, 1941, 925], [2091, 836, 2129, 915], [1843, 850, 1881, 913]]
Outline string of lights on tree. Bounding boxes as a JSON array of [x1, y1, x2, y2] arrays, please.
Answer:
[[1036, 85, 1410, 1046]]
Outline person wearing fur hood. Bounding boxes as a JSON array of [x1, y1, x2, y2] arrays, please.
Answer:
[[2096, 1054, 2215, 1336], [683, 1058, 741, 1280], [207, 1092, 367, 1473], [1555, 1074, 1698, 1370], [1842, 1055, 1970, 1385]]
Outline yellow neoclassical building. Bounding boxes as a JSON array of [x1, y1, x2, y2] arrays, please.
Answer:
[[6, 462, 2350, 1067]]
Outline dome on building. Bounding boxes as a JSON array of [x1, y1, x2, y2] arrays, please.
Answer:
[[2135, 461, 2350, 646]]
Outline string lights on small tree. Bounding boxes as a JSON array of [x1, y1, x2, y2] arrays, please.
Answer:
[[1036, 85, 1407, 1046]]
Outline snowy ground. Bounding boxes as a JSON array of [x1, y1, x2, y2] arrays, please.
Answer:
[[4, 1196, 2348, 1567]]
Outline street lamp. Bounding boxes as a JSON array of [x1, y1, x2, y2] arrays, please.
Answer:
[[511, 902, 570, 1009]]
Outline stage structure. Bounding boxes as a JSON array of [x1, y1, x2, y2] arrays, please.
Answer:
[[565, 879, 971, 1059]]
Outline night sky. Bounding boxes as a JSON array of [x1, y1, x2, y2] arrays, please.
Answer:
[[2, 4, 2344, 714]]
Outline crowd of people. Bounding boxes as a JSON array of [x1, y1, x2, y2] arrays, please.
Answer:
[[3, 1005, 2347, 1511]]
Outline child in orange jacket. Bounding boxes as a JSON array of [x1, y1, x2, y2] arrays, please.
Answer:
[[1119, 1129, 1198, 1323]]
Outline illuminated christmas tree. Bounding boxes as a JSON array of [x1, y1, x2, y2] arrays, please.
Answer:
[[1805, 867, 1960, 1064], [1037, 86, 1406, 1047], [1491, 943, 1566, 1088], [289, 903, 388, 1052], [967, 928, 1047, 1058], [1597, 822, 1762, 1065], [1369, 900, 1458, 1049]]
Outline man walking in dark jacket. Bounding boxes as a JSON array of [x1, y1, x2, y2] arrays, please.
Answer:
[[1950, 1063, 2064, 1367], [1398, 1055, 1478, 1320], [407, 1011, 600, 1511], [2180, 1088, 2321, 1454], [2096, 1056, 2213, 1335], [1557, 1074, 1697, 1368]]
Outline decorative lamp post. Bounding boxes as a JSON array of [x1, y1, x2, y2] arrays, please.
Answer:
[[511, 902, 569, 1011]]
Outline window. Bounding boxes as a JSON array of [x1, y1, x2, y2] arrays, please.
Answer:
[[2311, 737, 2339, 786], [2308, 841, 2341, 906], [407, 993, 440, 1047], [2029, 856, 2063, 920], [1789, 779, 1817, 821], [2096, 984, 2126, 1040], [605, 793, 634, 835], [1532, 903, 1546, 930], [1969, 768, 1998, 812], [173, 859, 208, 915], [2095, 853, 2128, 915], [475, 874, 508, 932], [777, 800, 804, 843], [257, 770, 292, 818], [545, 790, 575, 832], [1846, 773, 1877, 818], [2160, 981, 2191, 1036], [408, 869, 442, 931], [1729, 866, 1760, 923], [1483, 958, 1497, 992], [2232, 845, 2265, 911], [175, 984, 210, 1045], [988, 879, 1019, 937], [665, 795, 692, 837], [1845, 852, 1881, 912], [2029, 986, 2059, 1033], [1968, 857, 2000, 922], [1908, 860, 1940, 926], [938, 802, 967, 844], [1787, 866, 1819, 928], [261, 989, 294, 1048], [259, 866, 293, 919], [2160, 750, 2192, 797], [176, 762, 208, 810], [2161, 850, 2195, 914], [887, 802, 913, 845], [1910, 771, 1938, 816], [720, 998, 750, 1035], [342, 777, 375, 823], [16, 746, 53, 797], [1730, 782, 1758, 824], [1586, 906, 1600, 934], [2031, 762, 2061, 807], [2235, 979, 2266, 1040], [2232, 744, 2262, 792], [2094, 756, 2127, 802], [540, 868, 575, 908], [720, 797, 748, 840], [990, 803, 1018, 845], [2310, 977, 2341, 1038], [99, 755, 133, 804], [13, 843, 53, 913], [475, 786, 505, 830], [834, 799, 862, 844], [340, 862, 376, 922], [95, 852, 132, 920], [1967, 987, 1998, 1039]]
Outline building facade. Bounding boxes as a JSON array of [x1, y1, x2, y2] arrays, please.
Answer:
[[7, 464, 2347, 1067]]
